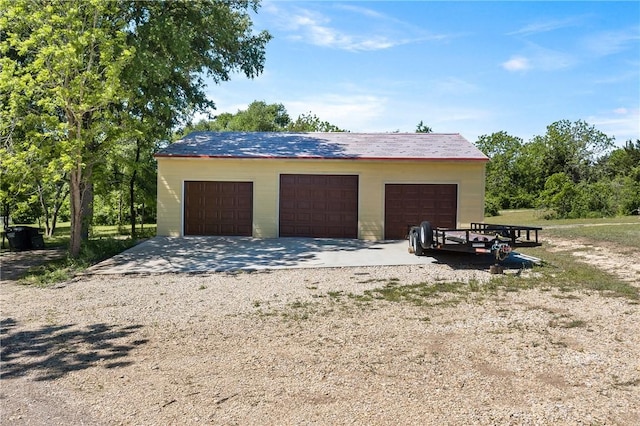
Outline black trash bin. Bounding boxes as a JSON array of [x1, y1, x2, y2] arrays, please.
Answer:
[[6, 226, 44, 250], [6, 226, 31, 250], [27, 227, 45, 249]]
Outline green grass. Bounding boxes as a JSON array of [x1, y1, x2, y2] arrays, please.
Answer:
[[2, 222, 156, 251], [358, 257, 637, 306], [269, 245, 639, 320], [354, 279, 471, 307], [543, 225, 640, 250], [18, 238, 141, 286], [488, 210, 639, 249], [4, 222, 156, 286], [488, 209, 638, 227], [338, 216, 640, 309]]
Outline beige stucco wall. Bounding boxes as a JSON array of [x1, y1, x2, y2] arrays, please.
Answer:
[[156, 157, 486, 240]]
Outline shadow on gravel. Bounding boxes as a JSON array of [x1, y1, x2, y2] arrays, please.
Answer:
[[0, 318, 147, 381], [0, 247, 67, 282], [427, 251, 539, 270]]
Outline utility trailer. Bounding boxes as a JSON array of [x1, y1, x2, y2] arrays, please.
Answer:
[[408, 221, 542, 261]]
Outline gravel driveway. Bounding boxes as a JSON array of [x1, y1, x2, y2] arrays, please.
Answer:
[[1, 242, 639, 425]]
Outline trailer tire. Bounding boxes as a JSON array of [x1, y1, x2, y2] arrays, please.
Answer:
[[419, 221, 433, 250], [412, 230, 425, 256]]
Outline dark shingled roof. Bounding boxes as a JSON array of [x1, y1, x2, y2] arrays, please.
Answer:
[[155, 132, 489, 161]]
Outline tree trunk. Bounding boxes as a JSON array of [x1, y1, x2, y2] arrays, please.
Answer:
[[118, 188, 123, 226], [36, 180, 52, 237], [69, 164, 83, 258], [49, 181, 69, 237], [129, 170, 137, 237], [36, 178, 69, 237], [129, 140, 141, 238], [1, 203, 9, 249], [81, 181, 93, 241]]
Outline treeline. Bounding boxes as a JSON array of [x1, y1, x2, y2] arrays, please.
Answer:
[[176, 100, 347, 136], [2, 100, 344, 235], [477, 120, 640, 218]]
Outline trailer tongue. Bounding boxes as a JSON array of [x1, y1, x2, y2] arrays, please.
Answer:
[[408, 221, 542, 262]]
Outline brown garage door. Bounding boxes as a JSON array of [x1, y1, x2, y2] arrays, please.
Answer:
[[384, 184, 457, 239], [184, 181, 253, 236], [279, 174, 358, 238]]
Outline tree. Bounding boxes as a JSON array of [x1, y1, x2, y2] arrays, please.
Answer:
[[1, 0, 271, 255], [597, 140, 640, 215], [476, 121, 620, 218], [177, 102, 347, 137], [286, 112, 347, 132], [538, 172, 577, 217], [119, 1, 271, 237], [475, 131, 530, 210], [1, 0, 133, 256], [415, 121, 433, 133], [229, 101, 290, 131], [600, 139, 640, 178], [528, 120, 614, 185]]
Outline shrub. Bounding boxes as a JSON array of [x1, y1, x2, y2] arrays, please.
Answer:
[[484, 197, 501, 217]]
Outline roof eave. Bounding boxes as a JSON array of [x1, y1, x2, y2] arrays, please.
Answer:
[[154, 153, 489, 162]]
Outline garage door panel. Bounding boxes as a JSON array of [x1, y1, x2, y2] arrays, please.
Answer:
[[219, 211, 235, 221], [280, 174, 358, 238], [237, 211, 252, 220], [326, 213, 342, 222], [184, 181, 253, 236], [279, 212, 295, 222], [384, 184, 457, 240]]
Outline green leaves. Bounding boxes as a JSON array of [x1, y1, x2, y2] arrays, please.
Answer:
[[476, 121, 637, 218], [2, 0, 272, 256], [177, 101, 347, 136]]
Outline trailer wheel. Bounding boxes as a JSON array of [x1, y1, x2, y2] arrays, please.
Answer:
[[419, 221, 433, 250], [412, 231, 425, 256]]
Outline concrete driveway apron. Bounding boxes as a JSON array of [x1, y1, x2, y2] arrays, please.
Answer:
[[86, 236, 437, 274]]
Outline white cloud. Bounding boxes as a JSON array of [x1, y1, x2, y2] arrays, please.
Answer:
[[601, 70, 639, 86], [502, 42, 575, 72], [530, 45, 575, 71], [265, 3, 447, 52], [583, 27, 640, 57], [507, 16, 584, 36], [334, 4, 388, 20], [588, 107, 640, 145], [502, 56, 530, 71], [285, 94, 388, 131], [278, 8, 395, 51]]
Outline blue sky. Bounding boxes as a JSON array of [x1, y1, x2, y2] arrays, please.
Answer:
[[204, 1, 640, 146]]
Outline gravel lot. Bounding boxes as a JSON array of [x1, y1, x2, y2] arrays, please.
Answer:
[[1, 245, 639, 425]]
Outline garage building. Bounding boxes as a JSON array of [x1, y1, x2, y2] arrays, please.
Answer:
[[155, 132, 489, 240]]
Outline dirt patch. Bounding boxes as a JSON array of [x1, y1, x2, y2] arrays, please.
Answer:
[[545, 237, 640, 286]]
